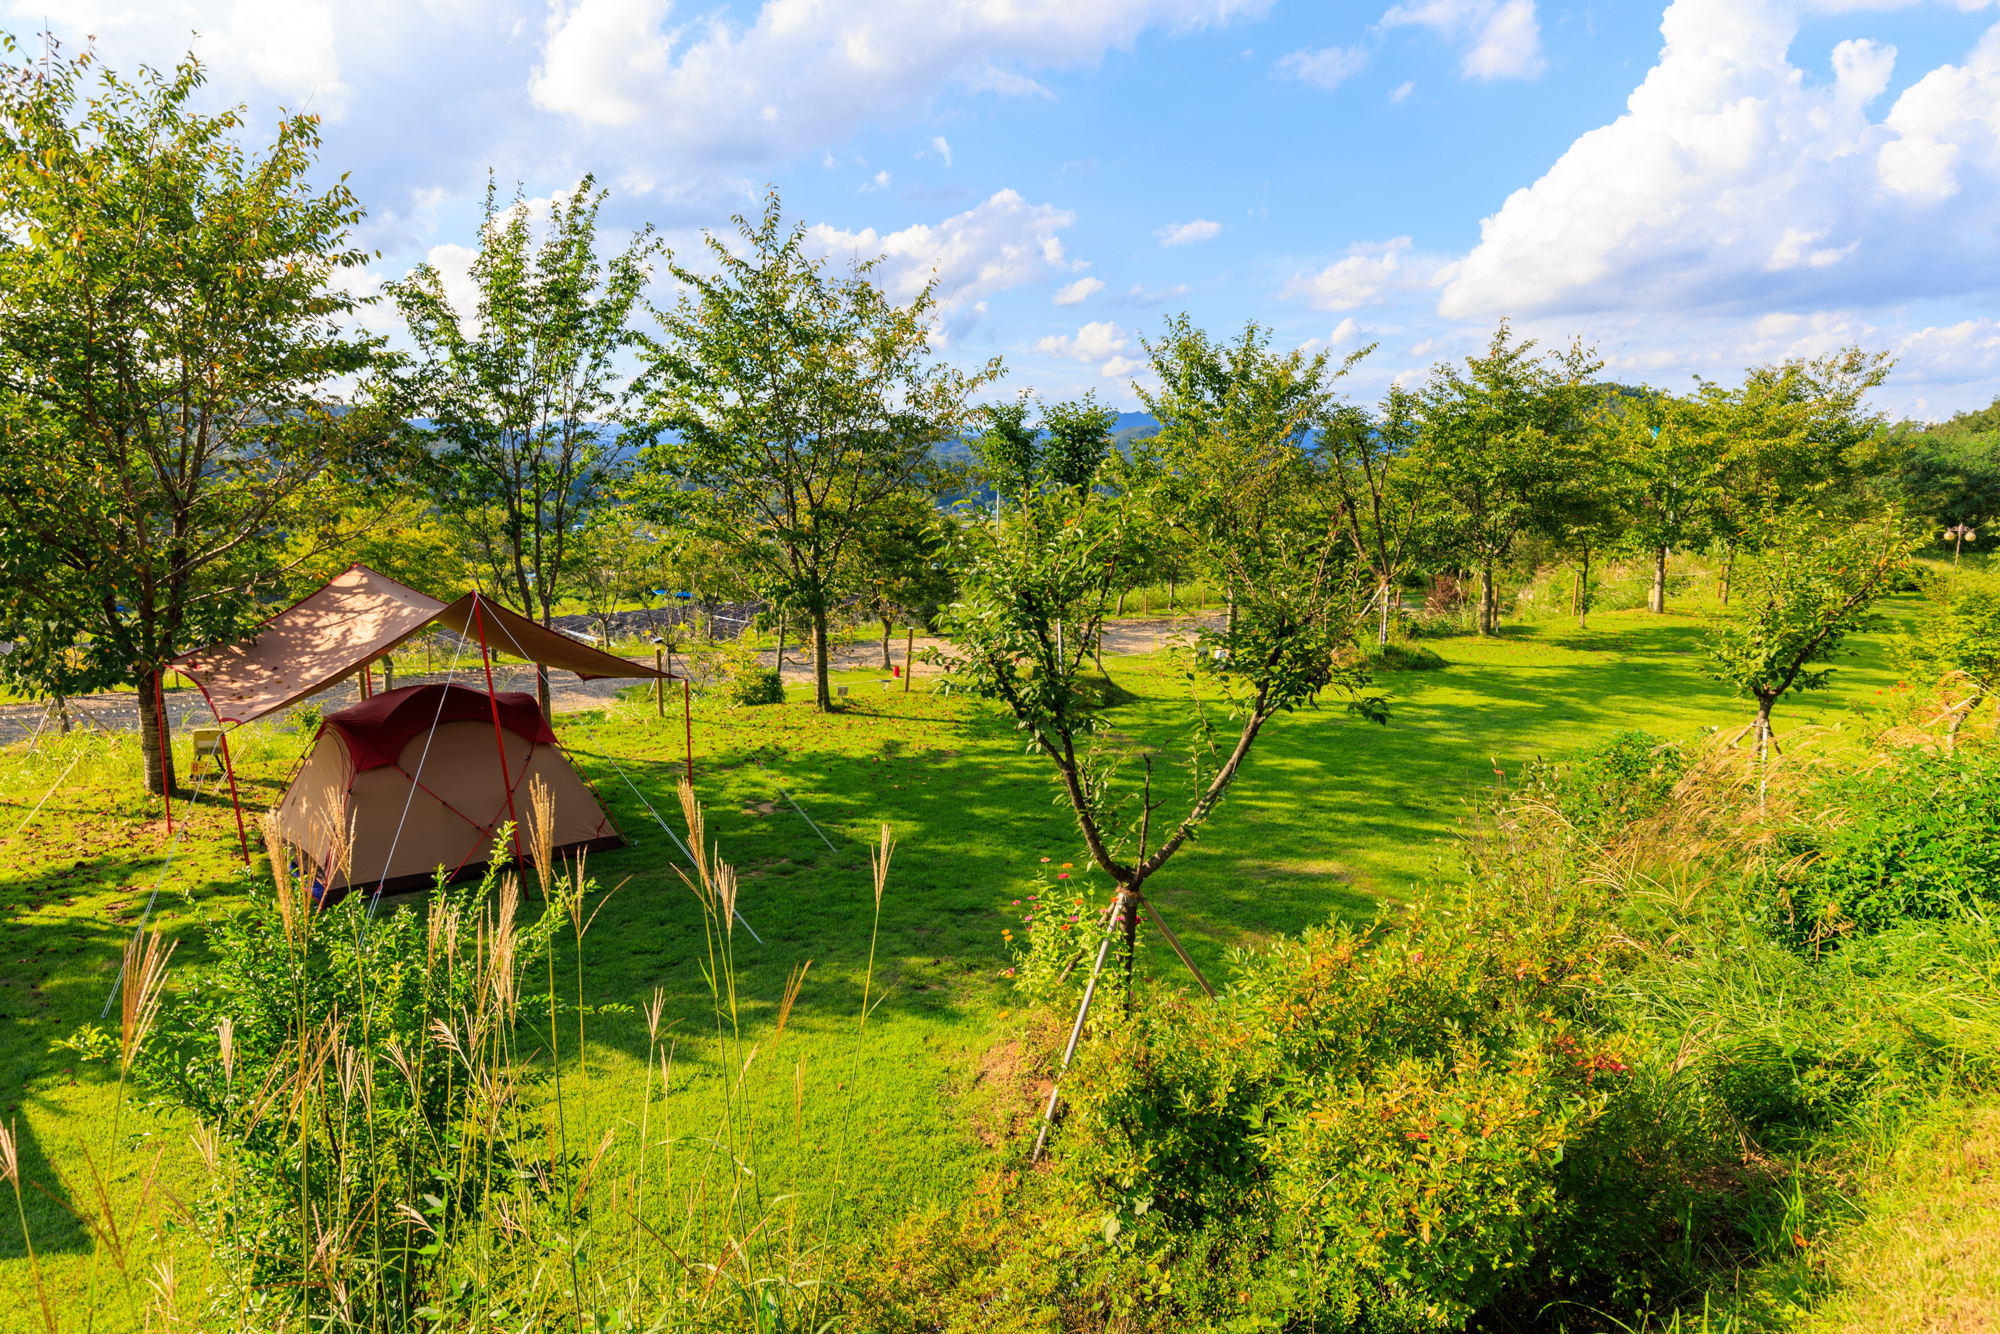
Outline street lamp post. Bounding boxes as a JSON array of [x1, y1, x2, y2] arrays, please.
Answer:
[[1947, 523, 1978, 568]]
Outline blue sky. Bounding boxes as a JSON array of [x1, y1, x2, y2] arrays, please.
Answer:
[[26, 0, 2000, 419]]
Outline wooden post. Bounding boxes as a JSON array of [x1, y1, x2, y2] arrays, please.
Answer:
[[683, 678, 694, 785], [656, 647, 665, 718], [902, 626, 914, 693]]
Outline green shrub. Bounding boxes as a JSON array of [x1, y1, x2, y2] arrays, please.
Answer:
[[1368, 640, 1448, 672], [731, 666, 786, 706], [1549, 728, 1687, 836], [1777, 747, 2000, 939]]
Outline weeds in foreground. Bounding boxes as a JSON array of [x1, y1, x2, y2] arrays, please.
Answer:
[[37, 780, 896, 1331]]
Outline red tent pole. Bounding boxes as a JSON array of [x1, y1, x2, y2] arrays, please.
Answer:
[[155, 671, 173, 835], [472, 594, 524, 865], [218, 729, 251, 865], [683, 678, 693, 785]]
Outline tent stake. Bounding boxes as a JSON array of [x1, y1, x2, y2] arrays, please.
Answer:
[[472, 594, 525, 865]]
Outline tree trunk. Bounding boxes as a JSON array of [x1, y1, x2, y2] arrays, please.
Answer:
[[1167, 576, 1176, 609], [812, 608, 833, 711], [1648, 545, 1667, 614], [1478, 562, 1496, 636], [1116, 589, 1126, 616], [1755, 698, 1774, 809], [1120, 882, 1141, 1013], [1719, 546, 1735, 606], [137, 669, 178, 796], [1570, 569, 1580, 617], [384, 658, 396, 693], [1378, 577, 1391, 647], [1578, 549, 1592, 630], [1226, 580, 1238, 637], [536, 665, 550, 719], [774, 607, 788, 672], [881, 616, 894, 669]]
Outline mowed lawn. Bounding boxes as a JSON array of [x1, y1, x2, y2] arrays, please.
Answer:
[[0, 598, 1922, 1328]]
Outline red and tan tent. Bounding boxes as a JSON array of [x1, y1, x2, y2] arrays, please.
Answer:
[[167, 564, 673, 899], [278, 684, 621, 901]]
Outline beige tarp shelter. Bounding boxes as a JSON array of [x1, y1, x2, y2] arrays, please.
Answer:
[[169, 565, 665, 726], [167, 564, 672, 899]]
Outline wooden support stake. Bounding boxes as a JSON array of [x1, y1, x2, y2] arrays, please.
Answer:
[[902, 626, 914, 693], [683, 678, 694, 785], [656, 647, 665, 718]]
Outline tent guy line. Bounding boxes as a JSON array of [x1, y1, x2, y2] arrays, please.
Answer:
[[100, 753, 227, 1019], [567, 710, 765, 945]]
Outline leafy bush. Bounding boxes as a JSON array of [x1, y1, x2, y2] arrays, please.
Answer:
[[1001, 861, 1107, 1003], [855, 890, 1666, 1332], [731, 666, 786, 705], [1368, 639, 1448, 672], [1547, 728, 1687, 836], [1776, 747, 2000, 938]]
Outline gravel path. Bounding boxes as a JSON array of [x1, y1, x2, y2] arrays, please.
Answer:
[[0, 612, 1224, 746]]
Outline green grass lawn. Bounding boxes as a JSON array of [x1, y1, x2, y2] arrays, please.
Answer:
[[0, 597, 1926, 1328]]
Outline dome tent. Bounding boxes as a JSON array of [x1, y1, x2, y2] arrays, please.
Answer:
[[273, 683, 623, 902]]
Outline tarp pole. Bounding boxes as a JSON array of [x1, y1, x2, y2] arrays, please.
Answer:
[[472, 594, 525, 866], [155, 671, 173, 835], [218, 730, 250, 865], [683, 678, 693, 785]]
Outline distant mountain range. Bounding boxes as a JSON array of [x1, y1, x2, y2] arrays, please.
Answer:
[[933, 411, 1160, 468]]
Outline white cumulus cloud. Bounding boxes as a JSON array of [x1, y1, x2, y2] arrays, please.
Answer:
[[1054, 276, 1106, 305], [806, 189, 1079, 309], [1284, 236, 1447, 310], [1156, 218, 1222, 246], [1438, 2, 2000, 321], [1380, 0, 1543, 81], [1277, 44, 1370, 89], [1037, 320, 1131, 372], [529, 0, 1274, 165]]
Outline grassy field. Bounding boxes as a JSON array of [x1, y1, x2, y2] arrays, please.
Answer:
[[0, 594, 1937, 1329]]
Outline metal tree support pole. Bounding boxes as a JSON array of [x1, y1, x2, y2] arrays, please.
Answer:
[[656, 648, 665, 718], [1031, 889, 1129, 1164], [902, 626, 914, 693], [683, 678, 694, 784], [471, 595, 524, 864]]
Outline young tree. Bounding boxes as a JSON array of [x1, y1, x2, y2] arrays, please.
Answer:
[[0, 42, 384, 794], [848, 493, 954, 668], [1323, 382, 1441, 646], [943, 319, 1385, 1156], [639, 191, 998, 710], [1891, 585, 2000, 750], [1605, 387, 1728, 615], [1134, 318, 1361, 637], [387, 175, 657, 713], [1416, 323, 1603, 635], [1707, 509, 1917, 798]]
